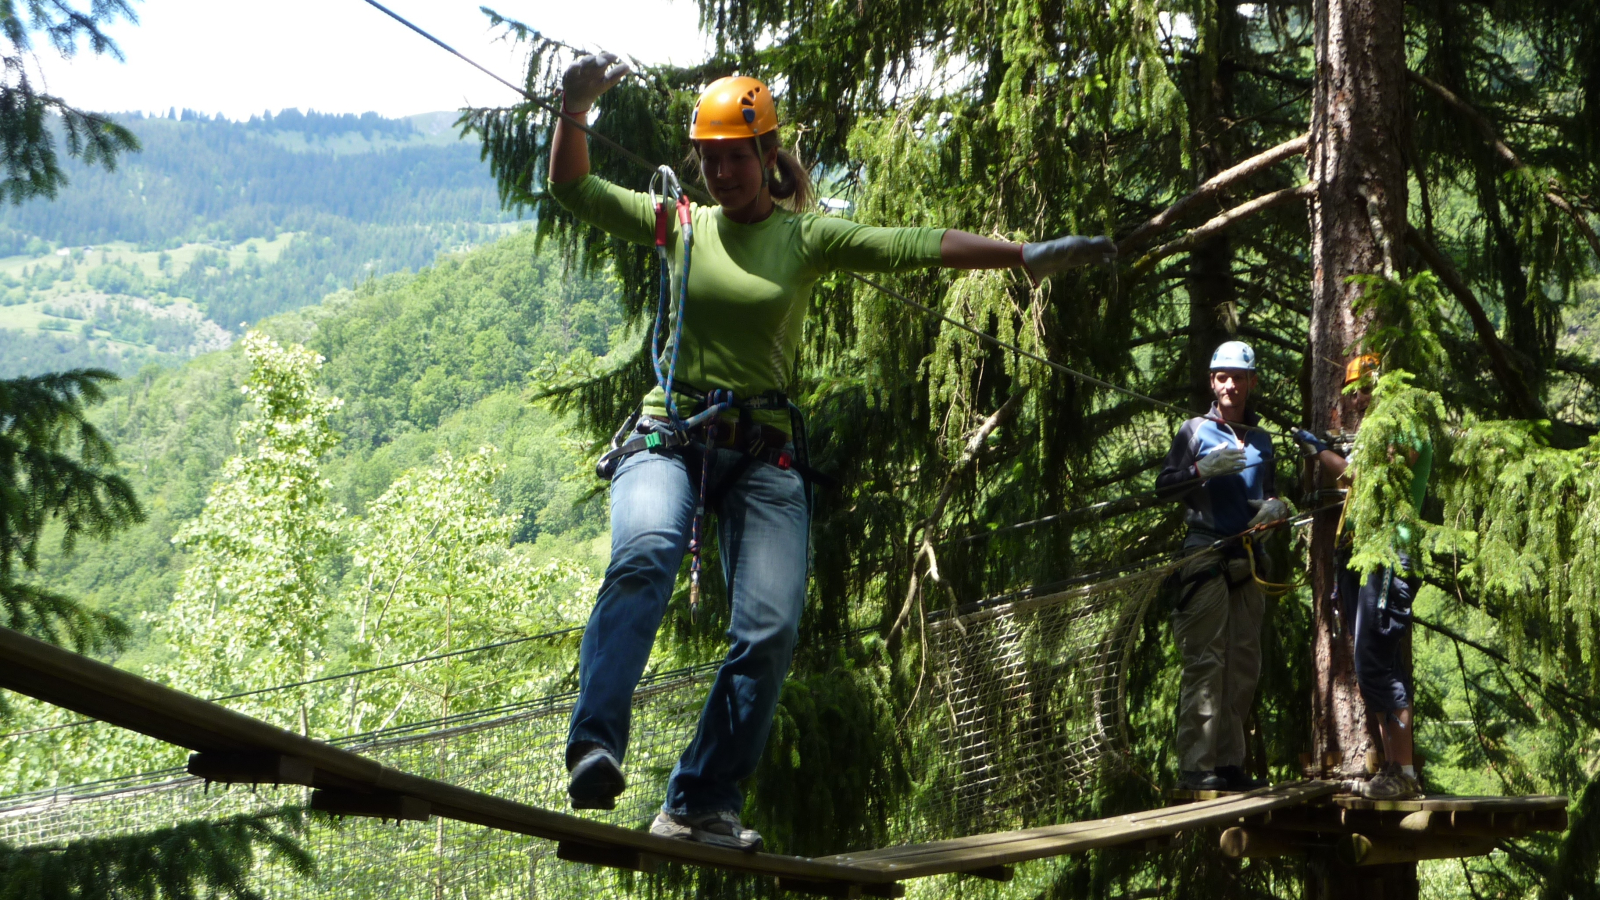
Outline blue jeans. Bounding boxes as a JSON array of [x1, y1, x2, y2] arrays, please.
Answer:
[[567, 439, 809, 815]]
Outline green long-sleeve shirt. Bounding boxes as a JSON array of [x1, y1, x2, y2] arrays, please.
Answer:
[[549, 174, 946, 432]]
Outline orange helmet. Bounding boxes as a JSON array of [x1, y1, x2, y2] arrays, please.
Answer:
[[690, 76, 778, 140], [1343, 353, 1380, 386]]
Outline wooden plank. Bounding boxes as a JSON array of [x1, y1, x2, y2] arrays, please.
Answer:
[[556, 841, 660, 874], [1334, 794, 1567, 813], [187, 752, 316, 786], [310, 789, 431, 822], [814, 782, 1339, 878]]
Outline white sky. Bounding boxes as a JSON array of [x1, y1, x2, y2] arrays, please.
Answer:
[[31, 0, 713, 120]]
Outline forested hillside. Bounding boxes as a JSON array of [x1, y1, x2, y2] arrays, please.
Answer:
[[0, 110, 519, 377], [22, 232, 620, 693]]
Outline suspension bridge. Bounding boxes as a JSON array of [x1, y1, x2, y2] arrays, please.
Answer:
[[0, 556, 1566, 898]]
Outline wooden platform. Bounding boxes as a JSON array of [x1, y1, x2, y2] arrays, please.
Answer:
[[814, 781, 1339, 880], [0, 625, 1558, 891], [1171, 786, 1568, 865]]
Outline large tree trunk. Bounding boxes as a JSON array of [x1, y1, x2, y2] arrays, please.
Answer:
[[1184, 8, 1238, 411], [1306, 0, 1415, 892]]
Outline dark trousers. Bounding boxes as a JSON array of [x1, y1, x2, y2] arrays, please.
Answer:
[[1334, 548, 1414, 713]]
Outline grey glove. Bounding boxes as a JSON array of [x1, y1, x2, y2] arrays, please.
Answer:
[[1195, 446, 1247, 480], [1021, 235, 1117, 281], [1246, 497, 1291, 528], [562, 52, 631, 114]]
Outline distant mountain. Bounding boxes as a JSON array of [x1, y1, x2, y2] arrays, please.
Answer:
[[0, 109, 523, 376]]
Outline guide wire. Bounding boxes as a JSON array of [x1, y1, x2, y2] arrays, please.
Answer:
[[938, 457, 1277, 547], [351, 0, 1297, 442]]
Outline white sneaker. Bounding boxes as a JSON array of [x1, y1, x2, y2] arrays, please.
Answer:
[[649, 810, 763, 852]]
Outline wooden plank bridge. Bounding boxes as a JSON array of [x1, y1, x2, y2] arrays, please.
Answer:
[[0, 626, 1568, 895]]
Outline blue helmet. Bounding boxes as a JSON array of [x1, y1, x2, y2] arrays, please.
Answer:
[[1209, 340, 1256, 372]]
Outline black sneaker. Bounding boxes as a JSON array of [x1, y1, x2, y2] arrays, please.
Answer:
[[1177, 769, 1227, 791], [567, 744, 625, 810], [1215, 765, 1269, 791]]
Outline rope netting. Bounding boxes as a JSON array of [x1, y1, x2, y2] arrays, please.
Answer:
[[0, 561, 1179, 896], [913, 564, 1175, 836]]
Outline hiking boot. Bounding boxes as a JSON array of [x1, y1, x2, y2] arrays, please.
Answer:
[[650, 810, 764, 853], [1364, 764, 1420, 801], [1177, 770, 1227, 791], [567, 744, 625, 810], [1215, 765, 1269, 792]]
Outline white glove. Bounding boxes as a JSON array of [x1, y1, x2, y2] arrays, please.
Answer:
[[1195, 447, 1247, 480], [1247, 497, 1290, 528], [1021, 235, 1117, 281], [562, 52, 631, 114]]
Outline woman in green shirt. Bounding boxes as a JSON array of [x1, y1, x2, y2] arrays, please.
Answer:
[[556, 53, 1115, 851]]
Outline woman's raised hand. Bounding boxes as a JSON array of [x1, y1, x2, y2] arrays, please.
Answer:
[[562, 52, 632, 114], [1020, 235, 1117, 281]]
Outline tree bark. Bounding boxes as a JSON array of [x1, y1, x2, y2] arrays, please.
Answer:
[[1307, 0, 1417, 892]]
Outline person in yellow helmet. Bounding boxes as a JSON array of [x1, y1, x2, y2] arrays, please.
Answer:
[[1294, 354, 1431, 800], [550, 53, 1116, 851]]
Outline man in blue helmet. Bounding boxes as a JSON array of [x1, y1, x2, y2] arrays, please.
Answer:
[[1155, 340, 1288, 792]]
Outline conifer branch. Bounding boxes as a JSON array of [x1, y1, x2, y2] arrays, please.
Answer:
[[1408, 70, 1600, 265], [1403, 227, 1545, 420], [1125, 184, 1315, 282], [1117, 134, 1309, 254]]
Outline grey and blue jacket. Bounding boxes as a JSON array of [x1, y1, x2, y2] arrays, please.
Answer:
[[1155, 404, 1278, 545]]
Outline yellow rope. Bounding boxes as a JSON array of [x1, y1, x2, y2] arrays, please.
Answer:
[[1242, 535, 1296, 597]]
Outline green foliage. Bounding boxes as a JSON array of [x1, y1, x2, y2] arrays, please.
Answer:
[[1437, 419, 1600, 677], [1343, 371, 1447, 574], [0, 369, 140, 653], [341, 446, 593, 732], [152, 333, 343, 711], [0, 809, 311, 900]]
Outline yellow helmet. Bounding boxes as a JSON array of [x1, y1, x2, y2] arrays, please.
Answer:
[[1343, 353, 1381, 386], [690, 76, 778, 140]]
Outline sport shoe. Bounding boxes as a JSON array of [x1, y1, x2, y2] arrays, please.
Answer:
[[1365, 764, 1420, 801], [650, 810, 764, 853], [1177, 770, 1227, 791], [1215, 765, 1269, 791], [567, 744, 625, 810]]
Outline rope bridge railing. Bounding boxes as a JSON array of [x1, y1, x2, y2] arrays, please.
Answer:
[[0, 561, 1181, 897]]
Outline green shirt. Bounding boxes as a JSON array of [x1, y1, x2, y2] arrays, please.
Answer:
[[549, 174, 946, 432], [1395, 435, 1433, 549]]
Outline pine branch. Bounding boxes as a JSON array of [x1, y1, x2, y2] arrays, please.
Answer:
[[1117, 134, 1309, 254], [1125, 184, 1315, 282], [1408, 70, 1600, 265], [1403, 226, 1545, 420]]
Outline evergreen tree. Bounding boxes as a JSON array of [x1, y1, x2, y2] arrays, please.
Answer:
[[0, 369, 139, 655]]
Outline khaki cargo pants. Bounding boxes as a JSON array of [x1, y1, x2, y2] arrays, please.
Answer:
[[1171, 550, 1265, 772]]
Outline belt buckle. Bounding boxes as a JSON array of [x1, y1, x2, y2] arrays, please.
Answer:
[[776, 450, 792, 470]]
